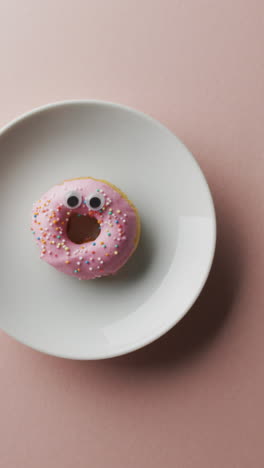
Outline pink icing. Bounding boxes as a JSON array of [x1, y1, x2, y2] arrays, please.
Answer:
[[31, 178, 140, 279]]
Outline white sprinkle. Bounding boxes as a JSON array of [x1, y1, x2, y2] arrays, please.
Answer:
[[79, 256, 83, 260], [77, 262, 80, 265], [89, 267, 93, 271], [98, 257, 101, 261]]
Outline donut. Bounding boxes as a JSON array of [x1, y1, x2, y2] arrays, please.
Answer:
[[31, 177, 140, 279]]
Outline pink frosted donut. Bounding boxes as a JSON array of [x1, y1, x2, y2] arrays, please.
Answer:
[[31, 178, 140, 279]]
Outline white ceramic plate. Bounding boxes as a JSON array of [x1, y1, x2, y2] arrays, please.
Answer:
[[0, 101, 216, 359]]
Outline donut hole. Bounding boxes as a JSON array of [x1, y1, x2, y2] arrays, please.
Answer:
[[67, 213, 100, 244]]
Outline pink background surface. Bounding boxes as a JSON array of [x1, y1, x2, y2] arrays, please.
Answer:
[[1, 1, 264, 466]]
